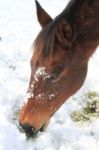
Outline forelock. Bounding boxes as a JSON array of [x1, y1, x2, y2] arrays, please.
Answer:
[[34, 20, 59, 59]]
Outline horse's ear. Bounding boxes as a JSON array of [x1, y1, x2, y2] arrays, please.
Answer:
[[35, 0, 53, 27], [56, 19, 74, 50]]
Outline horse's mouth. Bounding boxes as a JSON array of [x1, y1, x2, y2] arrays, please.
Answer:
[[20, 122, 47, 137]]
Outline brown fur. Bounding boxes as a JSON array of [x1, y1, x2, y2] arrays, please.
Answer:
[[19, 0, 99, 135]]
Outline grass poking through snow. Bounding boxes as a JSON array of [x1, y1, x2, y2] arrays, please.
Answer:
[[71, 91, 99, 124]]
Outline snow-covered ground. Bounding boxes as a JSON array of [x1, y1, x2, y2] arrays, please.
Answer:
[[0, 0, 99, 149]]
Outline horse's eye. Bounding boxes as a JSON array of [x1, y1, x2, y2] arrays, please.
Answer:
[[47, 66, 63, 82]]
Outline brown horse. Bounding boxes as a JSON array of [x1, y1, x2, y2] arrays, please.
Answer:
[[19, 0, 99, 135]]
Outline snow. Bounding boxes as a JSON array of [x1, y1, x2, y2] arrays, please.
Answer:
[[0, 0, 99, 150]]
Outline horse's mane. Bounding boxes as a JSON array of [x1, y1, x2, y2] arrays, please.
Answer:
[[34, 18, 61, 59]]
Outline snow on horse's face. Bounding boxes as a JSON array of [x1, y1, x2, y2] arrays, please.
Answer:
[[19, 0, 99, 136]]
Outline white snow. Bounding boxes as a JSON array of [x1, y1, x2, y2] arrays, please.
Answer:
[[0, 0, 99, 150], [35, 67, 47, 77], [35, 67, 53, 81]]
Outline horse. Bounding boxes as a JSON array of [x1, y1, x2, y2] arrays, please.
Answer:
[[19, 0, 99, 136]]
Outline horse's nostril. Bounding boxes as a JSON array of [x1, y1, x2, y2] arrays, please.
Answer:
[[20, 123, 36, 136]]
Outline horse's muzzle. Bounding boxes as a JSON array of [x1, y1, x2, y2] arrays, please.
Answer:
[[20, 123, 37, 136], [20, 123, 46, 137]]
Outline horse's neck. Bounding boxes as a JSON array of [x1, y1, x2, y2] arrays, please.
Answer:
[[62, 0, 85, 20], [81, 41, 99, 59], [63, 0, 99, 58]]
